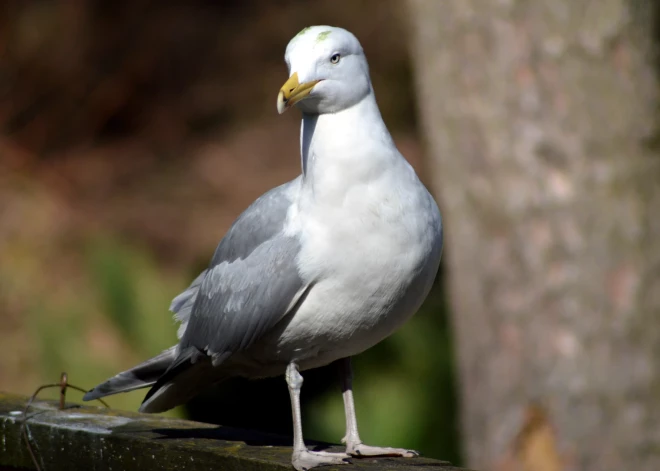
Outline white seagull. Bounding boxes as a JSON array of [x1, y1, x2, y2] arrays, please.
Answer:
[[84, 25, 443, 470]]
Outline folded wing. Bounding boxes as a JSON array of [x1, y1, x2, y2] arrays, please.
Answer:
[[140, 177, 307, 412]]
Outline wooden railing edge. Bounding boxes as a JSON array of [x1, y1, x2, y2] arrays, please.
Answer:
[[0, 391, 470, 471]]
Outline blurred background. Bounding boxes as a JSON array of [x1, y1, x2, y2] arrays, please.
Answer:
[[1, 1, 660, 471], [0, 0, 460, 466]]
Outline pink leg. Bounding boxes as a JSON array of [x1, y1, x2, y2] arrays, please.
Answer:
[[339, 357, 419, 458]]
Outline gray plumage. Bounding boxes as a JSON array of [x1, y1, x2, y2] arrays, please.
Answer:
[[84, 178, 308, 411], [169, 270, 206, 338], [83, 346, 175, 401], [179, 179, 306, 356], [170, 178, 302, 340], [84, 26, 443, 470]]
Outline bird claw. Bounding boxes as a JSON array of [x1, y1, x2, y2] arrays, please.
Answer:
[[292, 449, 351, 470], [347, 443, 419, 458]]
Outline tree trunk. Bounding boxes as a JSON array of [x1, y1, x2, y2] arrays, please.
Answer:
[[407, 1, 660, 470]]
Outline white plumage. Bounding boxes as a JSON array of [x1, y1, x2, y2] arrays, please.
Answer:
[[84, 25, 442, 471]]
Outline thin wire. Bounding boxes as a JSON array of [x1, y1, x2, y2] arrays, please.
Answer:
[[20, 372, 110, 471]]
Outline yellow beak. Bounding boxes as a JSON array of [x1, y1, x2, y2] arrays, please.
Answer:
[[277, 72, 320, 114]]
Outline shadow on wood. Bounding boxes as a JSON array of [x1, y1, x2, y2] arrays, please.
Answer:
[[0, 392, 470, 471]]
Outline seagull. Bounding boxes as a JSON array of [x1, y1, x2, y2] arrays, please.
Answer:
[[84, 25, 443, 470]]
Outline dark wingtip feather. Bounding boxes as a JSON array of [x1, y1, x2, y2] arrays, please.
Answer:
[[141, 347, 204, 406], [82, 346, 177, 402], [82, 390, 97, 402]]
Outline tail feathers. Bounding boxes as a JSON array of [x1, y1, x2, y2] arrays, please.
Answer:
[[139, 347, 227, 414], [83, 346, 177, 402]]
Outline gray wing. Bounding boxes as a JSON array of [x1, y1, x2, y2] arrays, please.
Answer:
[[171, 270, 207, 338], [171, 176, 306, 359]]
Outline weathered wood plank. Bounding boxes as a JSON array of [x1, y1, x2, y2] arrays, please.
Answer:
[[0, 392, 469, 471]]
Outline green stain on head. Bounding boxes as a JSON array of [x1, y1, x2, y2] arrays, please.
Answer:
[[296, 27, 312, 37], [316, 31, 332, 42]]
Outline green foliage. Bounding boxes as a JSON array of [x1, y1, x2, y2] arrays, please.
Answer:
[[25, 236, 183, 417], [87, 239, 139, 347], [85, 237, 181, 356]]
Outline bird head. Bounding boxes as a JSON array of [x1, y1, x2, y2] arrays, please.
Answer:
[[277, 26, 372, 115]]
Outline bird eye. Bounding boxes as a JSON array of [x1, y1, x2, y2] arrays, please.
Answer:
[[330, 53, 341, 64]]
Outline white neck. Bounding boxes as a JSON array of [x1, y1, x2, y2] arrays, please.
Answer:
[[299, 92, 398, 191]]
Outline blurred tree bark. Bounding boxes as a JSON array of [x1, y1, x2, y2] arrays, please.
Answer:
[[407, 1, 660, 471]]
